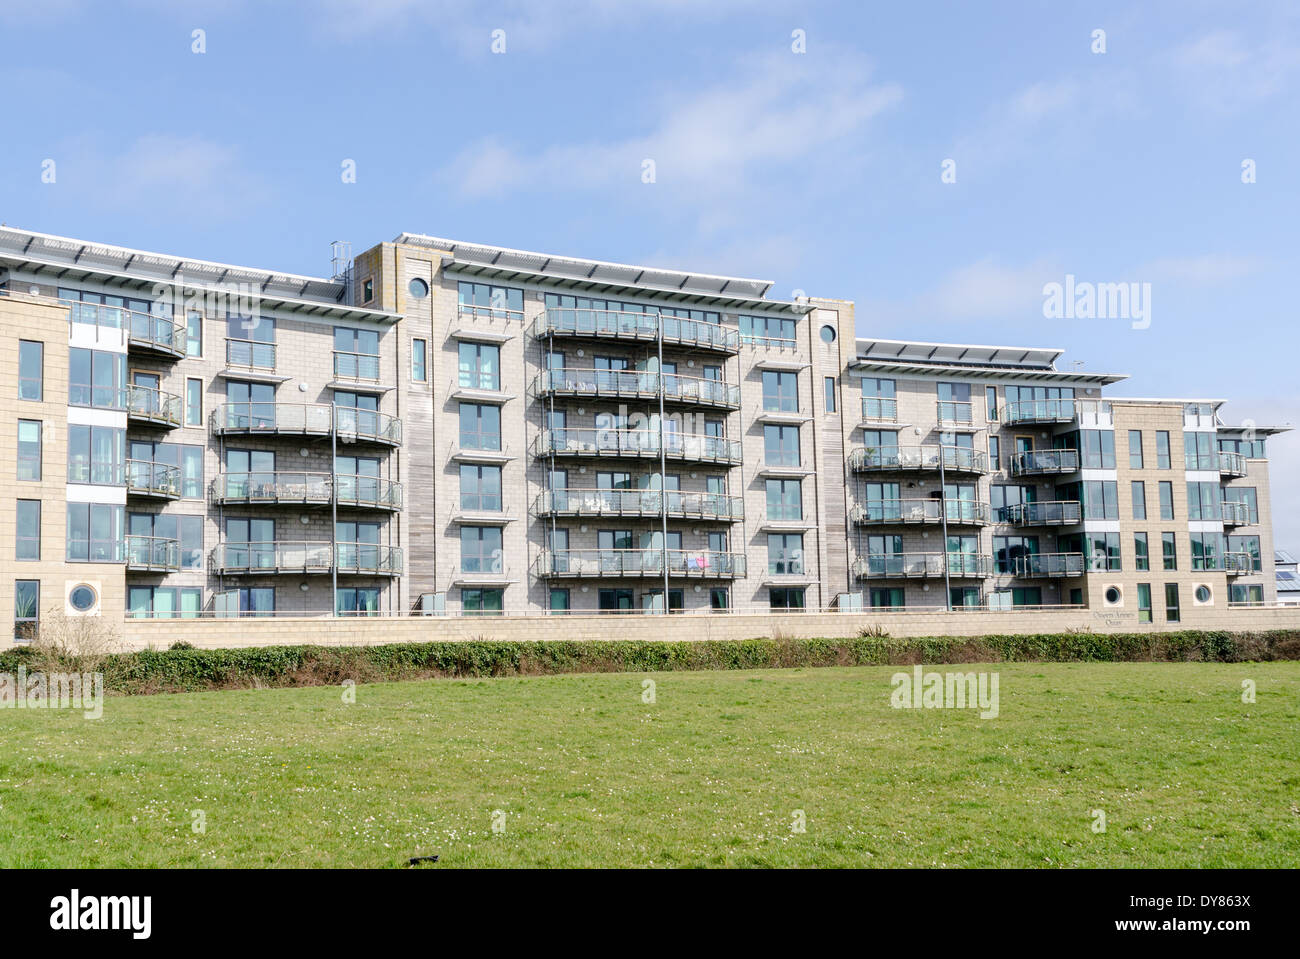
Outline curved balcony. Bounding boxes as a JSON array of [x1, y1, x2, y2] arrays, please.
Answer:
[[852, 553, 991, 580], [210, 542, 403, 576], [535, 548, 746, 580], [848, 444, 987, 475], [127, 311, 185, 360], [125, 535, 180, 572], [533, 308, 740, 354], [1003, 500, 1082, 526], [126, 384, 183, 429], [1218, 451, 1247, 477], [1221, 501, 1251, 528], [1009, 449, 1080, 476], [534, 487, 743, 522], [535, 428, 742, 466], [1000, 399, 1076, 426], [126, 459, 181, 499], [1224, 552, 1255, 575], [211, 403, 402, 447], [210, 472, 402, 510], [533, 368, 741, 411], [1012, 552, 1085, 578], [850, 498, 990, 526]]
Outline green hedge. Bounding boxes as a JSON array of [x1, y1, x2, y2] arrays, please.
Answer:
[[2, 629, 1297, 696]]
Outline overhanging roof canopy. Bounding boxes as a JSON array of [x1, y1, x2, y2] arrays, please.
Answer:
[[852, 337, 1126, 385]]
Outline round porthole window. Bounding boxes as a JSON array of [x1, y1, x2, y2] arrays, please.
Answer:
[[1104, 586, 1122, 605], [1195, 585, 1212, 603], [408, 277, 429, 298], [69, 584, 97, 612], [820, 324, 836, 343]]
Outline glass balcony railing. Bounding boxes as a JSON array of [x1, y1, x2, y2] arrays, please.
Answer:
[[125, 459, 181, 498], [1009, 449, 1080, 476], [1003, 500, 1083, 526], [1223, 551, 1255, 575], [852, 553, 991, 579], [211, 404, 402, 446], [536, 428, 742, 465], [210, 472, 402, 509], [1011, 552, 1086, 577], [851, 498, 991, 525], [533, 308, 740, 353], [334, 474, 403, 510], [536, 548, 746, 579], [125, 384, 183, 428], [125, 535, 180, 571], [67, 301, 184, 358], [1221, 501, 1252, 527], [535, 488, 743, 521], [860, 396, 898, 422], [533, 369, 741, 410], [1000, 399, 1077, 425], [210, 542, 402, 575], [333, 350, 381, 382], [849, 445, 987, 474], [225, 337, 276, 371], [1218, 451, 1247, 476], [936, 400, 974, 425]]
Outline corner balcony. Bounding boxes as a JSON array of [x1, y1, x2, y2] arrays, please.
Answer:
[[126, 460, 181, 500], [125, 535, 180, 572], [534, 487, 743, 522], [1003, 500, 1083, 526], [533, 308, 740, 355], [211, 403, 402, 447], [535, 548, 746, 580], [851, 553, 991, 580], [850, 498, 991, 527], [848, 444, 987, 476], [125, 310, 185, 360], [209, 542, 403, 576], [1012, 552, 1085, 578], [126, 384, 183, 430], [999, 399, 1077, 426], [535, 428, 742, 467], [1223, 552, 1254, 575], [210, 472, 403, 510], [533, 368, 741, 412], [1009, 449, 1080, 477], [1221, 501, 1251, 528], [1218, 451, 1247, 477]]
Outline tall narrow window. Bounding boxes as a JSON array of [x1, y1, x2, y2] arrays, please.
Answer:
[[185, 313, 203, 357], [412, 338, 427, 382], [1162, 532, 1177, 570], [14, 580, 39, 641], [16, 499, 40, 560], [17, 420, 41, 480], [1133, 532, 1149, 571], [18, 340, 43, 401], [1137, 583, 1152, 624], [1164, 583, 1180, 623], [1155, 431, 1171, 469], [1158, 481, 1174, 520], [823, 376, 836, 413], [1128, 429, 1143, 469], [185, 378, 203, 427], [1131, 480, 1146, 520]]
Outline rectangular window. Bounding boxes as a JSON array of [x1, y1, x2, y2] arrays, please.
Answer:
[[763, 424, 800, 467], [1158, 481, 1174, 520], [767, 533, 804, 575], [185, 378, 203, 426], [765, 478, 802, 521], [412, 338, 427, 382], [1224, 487, 1259, 524], [462, 588, 504, 616], [66, 503, 124, 562], [68, 348, 127, 409], [18, 340, 43, 400], [1128, 429, 1143, 469], [458, 341, 501, 390], [1162, 532, 1177, 570], [459, 403, 501, 451], [1183, 431, 1217, 470], [988, 435, 1000, 471], [179, 515, 204, 569], [1191, 531, 1223, 571], [1131, 480, 1146, 519], [548, 588, 570, 614], [1227, 535, 1263, 571], [68, 425, 126, 485], [460, 464, 503, 511], [1164, 583, 1180, 623], [739, 314, 796, 345], [186, 312, 203, 357], [870, 587, 905, 609], [761, 371, 799, 412], [1155, 431, 1171, 469], [14, 580, 39, 641], [1229, 584, 1264, 606], [1134, 532, 1149, 571], [16, 499, 41, 560], [461, 526, 503, 573], [459, 281, 524, 317], [1137, 583, 1152, 624], [824, 376, 836, 413], [17, 419, 41, 480], [768, 587, 805, 610], [986, 386, 998, 421], [709, 587, 729, 611]]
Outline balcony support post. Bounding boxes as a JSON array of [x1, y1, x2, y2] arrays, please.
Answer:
[[658, 312, 669, 613], [939, 450, 952, 610]]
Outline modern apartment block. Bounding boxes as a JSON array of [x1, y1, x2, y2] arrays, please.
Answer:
[[0, 225, 1287, 633]]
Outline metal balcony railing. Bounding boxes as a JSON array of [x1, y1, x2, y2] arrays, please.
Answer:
[[533, 308, 740, 353], [210, 542, 403, 575], [125, 384, 183, 428], [125, 535, 180, 571], [534, 487, 743, 521], [937, 400, 974, 425], [1009, 449, 1080, 476], [848, 444, 987, 474], [1218, 451, 1247, 477], [333, 350, 381, 382], [1221, 500, 1252, 527], [852, 553, 991, 579], [1011, 552, 1086, 577], [999, 399, 1077, 425], [125, 459, 181, 498], [225, 337, 276, 371], [67, 301, 185, 358], [536, 548, 746, 579], [850, 498, 991, 526], [860, 396, 898, 421], [211, 403, 402, 445], [1002, 500, 1083, 526], [535, 428, 742, 465], [210, 472, 403, 510], [533, 368, 741, 410], [1223, 551, 1255, 575]]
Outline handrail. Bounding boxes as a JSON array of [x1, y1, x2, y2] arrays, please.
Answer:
[[536, 427, 742, 464], [860, 396, 898, 421], [125, 534, 180, 569], [125, 459, 181, 496], [851, 498, 991, 524], [1000, 399, 1077, 424], [849, 444, 987, 473], [535, 487, 744, 520], [536, 548, 746, 578], [852, 553, 992, 578], [225, 336, 276, 371], [210, 542, 403, 574], [1012, 552, 1086, 577], [1009, 449, 1080, 475], [210, 472, 403, 508], [333, 349, 381, 382], [533, 368, 741, 407], [936, 400, 974, 424], [211, 403, 402, 444], [125, 384, 183, 426], [533, 308, 740, 352], [1003, 500, 1083, 525]]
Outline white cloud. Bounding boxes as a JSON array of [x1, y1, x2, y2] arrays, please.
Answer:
[[1140, 253, 1264, 285], [1169, 29, 1300, 105]]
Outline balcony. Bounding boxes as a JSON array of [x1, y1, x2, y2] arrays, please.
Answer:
[[1009, 449, 1080, 476], [535, 548, 746, 580], [1218, 451, 1247, 477], [211, 403, 402, 446], [210, 542, 403, 576], [1003, 500, 1082, 526], [860, 396, 898, 423], [1012, 552, 1085, 578], [126, 460, 181, 499], [125, 384, 183, 429], [936, 400, 974, 426], [125, 535, 180, 572], [210, 472, 402, 510], [848, 444, 987, 475], [1000, 399, 1077, 426], [125, 311, 185, 360], [532, 308, 741, 354], [535, 487, 743, 521], [333, 350, 381, 383], [225, 337, 277, 372], [1221, 501, 1252, 528], [850, 498, 991, 526], [535, 428, 742, 466], [852, 553, 991, 579], [1223, 552, 1255, 575], [533, 368, 741, 411]]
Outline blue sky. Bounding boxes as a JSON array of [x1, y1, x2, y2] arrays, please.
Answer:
[[2, 0, 1298, 541]]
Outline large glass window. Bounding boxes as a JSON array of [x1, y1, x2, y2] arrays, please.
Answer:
[[769, 587, 805, 610], [129, 586, 203, 619], [68, 348, 127, 409], [1183, 431, 1216, 470], [66, 503, 124, 562], [461, 526, 503, 573], [459, 403, 501, 451], [460, 464, 502, 511], [17, 420, 42, 480], [336, 587, 380, 617], [16, 500, 40, 560], [185, 312, 203, 357], [1128, 430, 1143, 469], [458, 281, 524, 317], [14, 580, 39, 641], [1191, 532, 1223, 570], [1158, 481, 1174, 520], [761, 371, 799, 412], [765, 478, 802, 521], [1228, 535, 1263, 571], [1131, 480, 1146, 520], [1155, 431, 1171, 469], [458, 342, 501, 390], [1224, 487, 1259, 524], [18, 340, 42, 400], [334, 327, 381, 379], [767, 533, 804, 575], [186, 378, 203, 427], [763, 424, 800, 467], [740, 314, 796, 345], [1187, 481, 1221, 521], [411, 338, 427, 382], [462, 588, 504, 616], [67, 425, 125, 485], [1134, 532, 1149, 571]]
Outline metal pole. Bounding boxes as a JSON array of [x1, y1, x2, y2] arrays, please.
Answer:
[[331, 409, 338, 615], [658, 312, 669, 614], [939, 443, 952, 611]]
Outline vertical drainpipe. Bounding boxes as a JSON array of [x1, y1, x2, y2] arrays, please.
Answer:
[[658, 312, 669, 612]]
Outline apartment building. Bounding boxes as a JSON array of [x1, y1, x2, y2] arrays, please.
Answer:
[[0, 225, 1287, 633]]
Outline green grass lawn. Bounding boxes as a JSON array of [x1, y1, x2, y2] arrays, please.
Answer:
[[1, 662, 1297, 867]]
